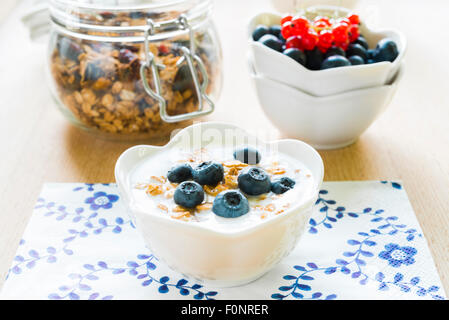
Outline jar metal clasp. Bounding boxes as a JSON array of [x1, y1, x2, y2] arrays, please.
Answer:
[[139, 15, 214, 123]]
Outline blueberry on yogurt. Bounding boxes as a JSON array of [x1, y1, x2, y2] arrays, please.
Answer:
[[192, 161, 224, 186], [271, 177, 296, 194], [233, 146, 261, 164], [212, 190, 250, 218], [174, 181, 204, 208], [167, 163, 193, 183], [238, 167, 271, 196]]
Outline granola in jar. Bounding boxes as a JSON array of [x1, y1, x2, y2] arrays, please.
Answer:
[[47, 0, 222, 142]]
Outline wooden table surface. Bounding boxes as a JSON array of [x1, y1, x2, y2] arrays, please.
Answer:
[[0, 0, 448, 294]]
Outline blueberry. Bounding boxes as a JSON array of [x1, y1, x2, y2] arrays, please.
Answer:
[[353, 35, 369, 50], [233, 146, 261, 164], [324, 46, 346, 59], [305, 47, 324, 70], [173, 64, 195, 92], [173, 181, 204, 208], [238, 167, 271, 196], [84, 62, 105, 81], [252, 25, 269, 41], [348, 55, 365, 65], [367, 59, 375, 64], [167, 163, 193, 183], [373, 38, 399, 62], [258, 34, 283, 52], [268, 25, 282, 39], [212, 190, 250, 218], [346, 43, 368, 61], [58, 37, 82, 61], [129, 11, 146, 19], [283, 48, 306, 66], [145, 12, 161, 19], [367, 49, 376, 59], [192, 162, 224, 186], [278, 34, 286, 44], [321, 55, 351, 70], [137, 98, 151, 113], [271, 177, 296, 194]]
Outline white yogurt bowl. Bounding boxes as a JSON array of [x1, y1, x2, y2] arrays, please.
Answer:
[[115, 122, 323, 287], [248, 8, 406, 97], [251, 62, 404, 149]]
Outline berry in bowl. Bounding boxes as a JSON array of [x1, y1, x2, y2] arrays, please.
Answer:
[[248, 6, 406, 96], [115, 122, 323, 286]]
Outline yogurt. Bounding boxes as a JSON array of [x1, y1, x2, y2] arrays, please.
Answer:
[[131, 146, 315, 233]]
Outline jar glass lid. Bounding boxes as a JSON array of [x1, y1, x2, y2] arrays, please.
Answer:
[[50, 0, 212, 34]]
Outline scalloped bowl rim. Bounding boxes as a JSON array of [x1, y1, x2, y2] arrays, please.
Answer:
[[115, 121, 324, 238], [249, 60, 405, 102]]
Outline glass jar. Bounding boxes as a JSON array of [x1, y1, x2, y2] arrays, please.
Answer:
[[46, 0, 222, 142]]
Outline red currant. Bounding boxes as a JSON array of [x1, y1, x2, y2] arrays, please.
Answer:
[[281, 14, 293, 25], [314, 16, 331, 26], [314, 21, 329, 29], [281, 21, 295, 39], [158, 44, 170, 54], [291, 15, 309, 35], [317, 43, 329, 53], [336, 17, 351, 27], [318, 29, 334, 49], [333, 22, 349, 32], [285, 35, 304, 50], [332, 23, 349, 42], [348, 24, 359, 42], [302, 29, 319, 50], [335, 39, 349, 51], [348, 13, 360, 25]]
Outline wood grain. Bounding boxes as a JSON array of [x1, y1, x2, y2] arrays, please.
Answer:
[[0, 0, 447, 294]]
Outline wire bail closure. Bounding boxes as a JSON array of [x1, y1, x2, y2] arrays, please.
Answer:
[[139, 14, 214, 123]]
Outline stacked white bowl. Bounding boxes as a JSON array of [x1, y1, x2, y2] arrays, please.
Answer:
[[248, 6, 406, 149]]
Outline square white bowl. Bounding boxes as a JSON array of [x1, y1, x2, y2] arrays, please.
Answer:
[[250, 61, 404, 149], [115, 122, 324, 287], [248, 9, 406, 97]]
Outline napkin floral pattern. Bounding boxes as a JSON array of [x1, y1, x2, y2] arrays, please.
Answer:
[[0, 182, 445, 300]]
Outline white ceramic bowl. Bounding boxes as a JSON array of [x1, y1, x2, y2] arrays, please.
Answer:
[[250, 62, 404, 149], [248, 7, 406, 97], [115, 122, 324, 287]]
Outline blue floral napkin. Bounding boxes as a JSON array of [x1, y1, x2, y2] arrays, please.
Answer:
[[0, 181, 446, 300]]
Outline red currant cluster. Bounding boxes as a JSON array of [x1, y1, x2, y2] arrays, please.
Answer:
[[280, 13, 360, 52]]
